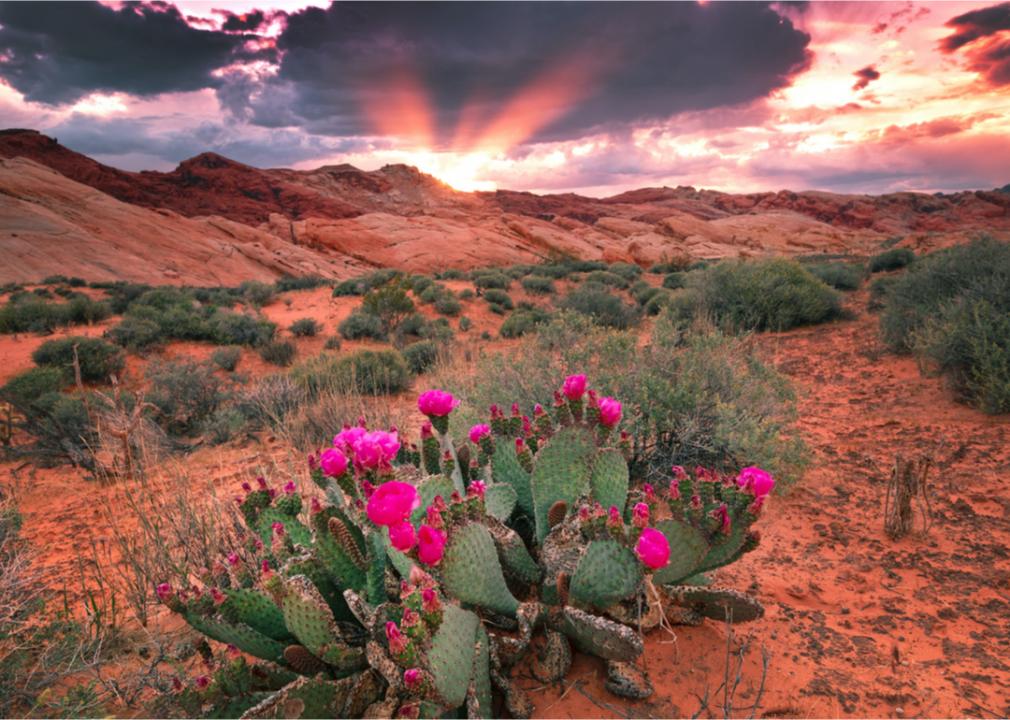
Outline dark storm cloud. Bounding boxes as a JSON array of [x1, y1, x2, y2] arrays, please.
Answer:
[[219, 9, 269, 33], [852, 65, 881, 91], [0, 1, 268, 105], [941, 2, 1010, 86], [229, 1, 811, 145]]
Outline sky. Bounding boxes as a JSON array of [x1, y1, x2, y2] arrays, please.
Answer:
[[0, 1, 1008, 196]]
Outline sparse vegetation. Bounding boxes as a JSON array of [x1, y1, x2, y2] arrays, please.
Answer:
[[146, 360, 228, 437], [289, 317, 322, 337], [807, 261, 864, 290], [521, 275, 556, 294], [869, 247, 915, 273], [402, 340, 439, 374], [210, 346, 242, 371], [500, 307, 550, 338], [559, 285, 641, 329], [662, 272, 686, 290], [258, 340, 297, 367], [472, 271, 511, 290], [434, 294, 462, 316], [0, 295, 111, 334], [32, 337, 124, 383], [361, 280, 415, 334], [482, 288, 513, 310], [338, 311, 385, 340]]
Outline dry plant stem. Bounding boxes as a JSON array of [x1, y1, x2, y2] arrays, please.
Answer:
[[884, 455, 932, 539]]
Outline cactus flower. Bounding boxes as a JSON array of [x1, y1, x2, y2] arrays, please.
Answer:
[[210, 587, 226, 605], [425, 504, 444, 530], [310, 497, 323, 514], [367, 481, 420, 527], [420, 421, 433, 439], [333, 426, 366, 452], [404, 668, 422, 689], [597, 397, 623, 427], [241, 481, 252, 493], [467, 480, 486, 498], [421, 587, 441, 614], [636, 527, 670, 570], [690, 494, 702, 510], [643, 483, 655, 501], [271, 522, 285, 537], [533, 403, 545, 416], [671, 465, 687, 480], [386, 621, 409, 655], [632, 502, 650, 528], [401, 606, 421, 629], [737, 466, 775, 498], [562, 374, 587, 400], [195, 675, 211, 690], [668, 478, 681, 500], [171, 677, 183, 693], [468, 423, 491, 443], [417, 525, 447, 566], [282, 480, 296, 495], [226, 644, 241, 661], [226, 552, 240, 567], [712, 502, 732, 534], [256, 476, 268, 489], [417, 389, 459, 417], [388, 520, 417, 552], [319, 448, 348, 477], [606, 505, 623, 530], [351, 430, 401, 470], [156, 582, 173, 602]]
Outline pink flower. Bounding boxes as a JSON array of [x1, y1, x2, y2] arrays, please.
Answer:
[[256, 476, 268, 490], [156, 582, 173, 602], [417, 390, 459, 417], [469, 424, 491, 444], [320, 448, 348, 477], [643, 483, 655, 501], [636, 527, 670, 570], [226, 552, 240, 567], [401, 606, 421, 629], [367, 482, 420, 527], [226, 644, 241, 661], [386, 621, 408, 655], [467, 480, 486, 498], [271, 522, 285, 537], [597, 397, 623, 428], [333, 426, 366, 453], [420, 421, 433, 439], [426, 504, 444, 529], [421, 587, 440, 614], [562, 374, 587, 400], [737, 466, 775, 498], [195, 675, 211, 690], [533, 403, 545, 416], [310, 497, 323, 514], [241, 481, 252, 493], [210, 587, 226, 605], [711, 503, 731, 535], [417, 525, 447, 566], [388, 520, 417, 552], [671, 465, 687, 480], [632, 502, 649, 528], [606, 505, 623, 530], [404, 668, 422, 689], [283, 481, 296, 495], [668, 478, 681, 500]]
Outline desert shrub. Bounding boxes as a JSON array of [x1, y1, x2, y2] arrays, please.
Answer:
[[458, 289, 475, 300], [146, 360, 227, 437], [688, 259, 841, 331], [41, 274, 69, 285], [644, 289, 679, 316], [533, 263, 571, 279], [0, 367, 66, 410], [0, 295, 111, 334], [559, 286, 641, 329], [339, 311, 385, 340], [289, 317, 322, 337], [397, 313, 427, 338], [32, 337, 124, 383], [868, 276, 897, 310], [238, 280, 275, 307], [434, 294, 462, 316], [209, 310, 276, 347], [362, 280, 415, 333], [274, 275, 329, 292], [480, 331, 492, 340], [332, 269, 401, 297], [869, 247, 915, 273], [419, 318, 454, 343], [437, 311, 805, 484], [417, 285, 440, 304], [435, 268, 465, 280], [258, 340, 297, 367], [294, 349, 410, 396], [102, 317, 156, 352], [500, 307, 550, 338], [473, 271, 511, 290], [403, 340, 439, 374], [482, 288, 514, 311], [203, 406, 248, 444], [807, 262, 863, 290], [458, 316, 473, 332], [234, 374, 305, 427], [410, 275, 435, 295], [521, 275, 556, 295], [324, 336, 342, 351], [649, 259, 691, 274], [608, 262, 643, 281], [662, 272, 686, 290], [631, 282, 661, 306], [211, 346, 242, 371], [881, 238, 1010, 412], [584, 270, 629, 289]]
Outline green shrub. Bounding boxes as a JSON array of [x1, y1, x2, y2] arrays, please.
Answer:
[[473, 272, 511, 290], [807, 262, 863, 290], [104, 316, 160, 351], [437, 311, 805, 485], [339, 311, 385, 340], [558, 286, 640, 329], [434, 294, 462, 316], [295, 349, 410, 396], [403, 340, 439, 374], [480, 331, 492, 340], [397, 313, 427, 338], [458, 289, 475, 300], [662, 272, 686, 290], [210, 310, 276, 347], [608, 262, 642, 281], [274, 275, 329, 292], [0, 296, 111, 334], [258, 340, 296, 367], [362, 280, 415, 333], [238, 280, 275, 307], [332, 269, 401, 297], [32, 337, 124, 383], [500, 308, 550, 338], [521, 275, 556, 295], [583, 270, 629, 289], [881, 238, 1010, 412], [146, 360, 227, 436], [482, 288, 514, 310], [436, 269, 465, 280], [13, 391, 94, 466], [419, 317, 454, 343], [869, 248, 915, 273], [458, 316, 472, 332], [324, 336, 342, 350], [0, 367, 66, 409], [211, 346, 242, 371], [418, 285, 441, 304], [649, 260, 690, 274], [289, 318, 322, 337], [644, 289, 678, 316], [688, 259, 841, 331], [41, 274, 69, 285], [410, 275, 435, 295]]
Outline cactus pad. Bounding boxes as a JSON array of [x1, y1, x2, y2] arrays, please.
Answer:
[[309, 509, 367, 590], [484, 483, 518, 522], [484, 519, 541, 585], [441, 522, 520, 617], [221, 588, 292, 643], [651, 518, 710, 585], [697, 526, 757, 573], [569, 540, 642, 609], [412, 475, 455, 524], [550, 606, 643, 662], [491, 440, 533, 516], [531, 427, 595, 542], [183, 612, 286, 664], [428, 604, 479, 709], [279, 576, 366, 671], [665, 586, 765, 624], [589, 448, 629, 513], [469, 625, 494, 719]]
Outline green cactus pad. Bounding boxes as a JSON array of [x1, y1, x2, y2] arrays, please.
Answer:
[[241, 674, 372, 719], [491, 441, 533, 516], [282, 555, 356, 623], [484, 519, 541, 585], [411, 475, 455, 525], [428, 604, 479, 709], [441, 522, 520, 617], [531, 427, 595, 542], [697, 524, 752, 573], [206, 692, 273, 719], [220, 588, 292, 643], [469, 625, 494, 719], [651, 518, 710, 585], [551, 606, 643, 662], [589, 448, 629, 513], [279, 576, 366, 671], [311, 508, 367, 590], [182, 612, 285, 665], [484, 483, 518, 521], [569, 540, 642, 609], [254, 507, 313, 548], [364, 531, 389, 606], [665, 586, 765, 624]]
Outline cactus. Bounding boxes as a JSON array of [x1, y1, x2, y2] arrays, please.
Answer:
[[439, 522, 520, 617], [568, 540, 642, 610]]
